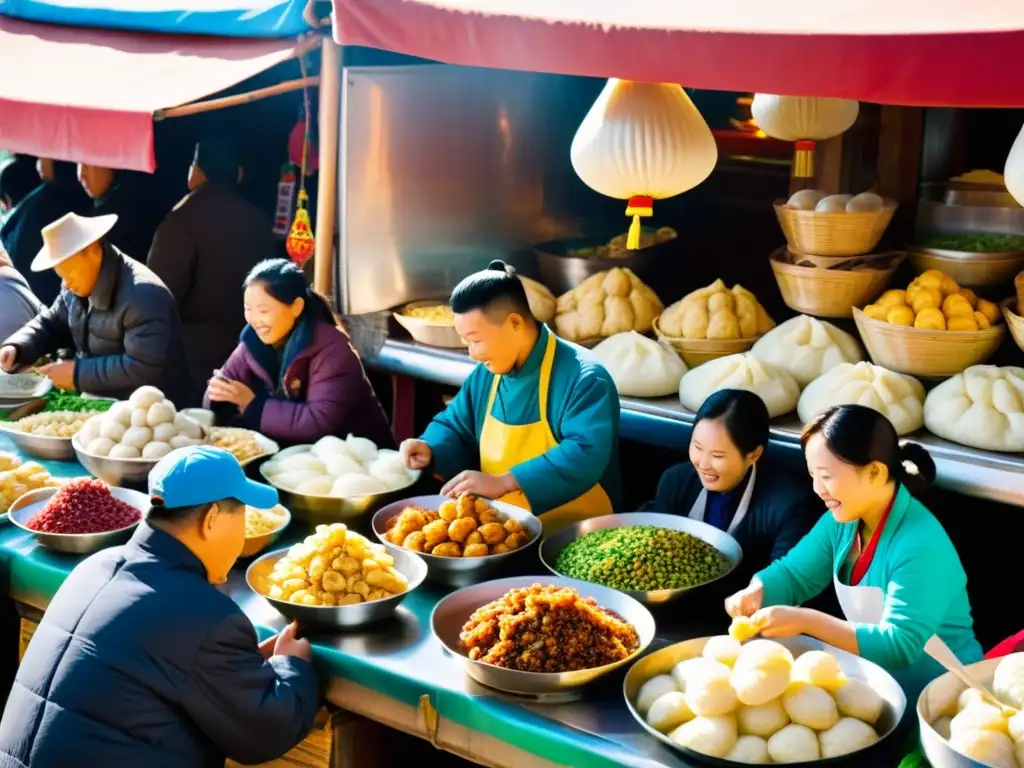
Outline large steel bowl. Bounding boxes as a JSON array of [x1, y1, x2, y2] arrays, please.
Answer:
[[2, 426, 76, 462], [907, 246, 1024, 289], [918, 656, 1006, 768], [539, 512, 743, 606], [259, 445, 421, 528], [624, 635, 907, 767], [371, 495, 542, 587], [246, 544, 428, 628], [8, 486, 147, 555], [431, 575, 657, 696]]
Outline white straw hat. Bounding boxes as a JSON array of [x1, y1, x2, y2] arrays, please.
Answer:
[[31, 212, 117, 272]]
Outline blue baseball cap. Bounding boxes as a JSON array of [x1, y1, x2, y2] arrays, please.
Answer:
[[149, 446, 278, 509]]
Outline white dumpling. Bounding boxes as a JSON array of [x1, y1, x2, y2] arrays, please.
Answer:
[[368, 451, 410, 481], [591, 332, 687, 398], [152, 423, 178, 444], [173, 413, 204, 441], [128, 385, 165, 411], [272, 469, 321, 491], [726, 734, 771, 764], [636, 675, 679, 715], [169, 435, 203, 450], [791, 651, 844, 691], [345, 434, 379, 464], [846, 191, 884, 213], [106, 402, 133, 427], [142, 442, 172, 460], [310, 435, 352, 460], [950, 702, 1009, 738], [993, 652, 1024, 710], [786, 189, 825, 211], [646, 691, 694, 733], [767, 724, 820, 762], [949, 729, 1017, 768], [668, 715, 738, 758], [685, 661, 739, 717], [672, 658, 723, 692], [99, 420, 127, 443], [322, 453, 365, 477], [702, 636, 743, 669], [146, 401, 176, 427], [86, 437, 115, 457], [679, 354, 799, 419], [799, 362, 925, 436], [814, 194, 852, 213], [783, 684, 839, 731], [819, 717, 878, 758], [109, 444, 141, 460], [836, 678, 885, 725], [1008, 710, 1024, 742], [750, 315, 863, 387], [120, 426, 153, 451], [924, 366, 1024, 452], [330, 474, 387, 498], [130, 408, 149, 428], [77, 416, 102, 446], [375, 472, 413, 492], [737, 698, 789, 738], [276, 452, 326, 475], [295, 476, 334, 496]]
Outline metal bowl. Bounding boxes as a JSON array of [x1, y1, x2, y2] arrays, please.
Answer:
[[917, 657, 1003, 768], [907, 247, 1024, 288], [241, 504, 292, 558], [8, 485, 147, 555], [1, 426, 76, 462], [539, 512, 743, 606], [0, 372, 51, 402], [259, 445, 421, 527], [371, 495, 542, 587], [431, 575, 657, 696], [246, 544, 428, 628], [624, 635, 907, 767]]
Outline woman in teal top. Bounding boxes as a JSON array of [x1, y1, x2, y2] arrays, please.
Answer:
[[725, 404, 983, 699]]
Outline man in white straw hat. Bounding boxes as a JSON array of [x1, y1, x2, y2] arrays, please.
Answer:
[[0, 212, 190, 404]]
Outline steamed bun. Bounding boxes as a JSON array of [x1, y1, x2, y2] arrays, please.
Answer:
[[636, 674, 679, 715], [128, 385, 164, 410], [330, 474, 387, 498], [786, 189, 825, 211], [791, 650, 844, 691], [668, 715, 738, 758], [310, 435, 352, 460], [949, 728, 1017, 768], [783, 684, 840, 731], [731, 641, 794, 707], [846, 192, 884, 213], [798, 362, 925, 436], [836, 678, 884, 725], [141, 442, 172, 460], [106, 402, 133, 427], [726, 734, 770, 763], [78, 416, 101, 446], [345, 434, 378, 464], [323, 453, 365, 477], [296, 476, 334, 496], [923, 366, 1024, 452], [86, 437, 115, 457], [703, 636, 743, 668], [368, 450, 407, 480], [767, 723, 820, 762], [751, 315, 863, 387], [819, 717, 879, 757], [109, 444, 141, 460], [993, 652, 1024, 710], [815, 194, 852, 213], [647, 691, 694, 733], [737, 699, 789, 738], [276, 452, 327, 475], [685, 661, 739, 717], [679, 354, 800, 419], [672, 658, 724, 692], [950, 702, 1009, 738], [591, 332, 687, 398]]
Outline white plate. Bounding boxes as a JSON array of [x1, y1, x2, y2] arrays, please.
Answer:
[[0, 373, 51, 401]]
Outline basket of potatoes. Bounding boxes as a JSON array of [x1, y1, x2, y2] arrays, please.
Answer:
[[854, 270, 1006, 378], [372, 493, 542, 587]]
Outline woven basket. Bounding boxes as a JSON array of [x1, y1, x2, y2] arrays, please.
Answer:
[[653, 316, 758, 367], [852, 307, 1006, 378], [1002, 299, 1024, 354], [770, 247, 901, 318], [774, 200, 897, 257]]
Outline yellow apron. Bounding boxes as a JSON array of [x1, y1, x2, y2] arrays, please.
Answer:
[[478, 333, 614, 535]]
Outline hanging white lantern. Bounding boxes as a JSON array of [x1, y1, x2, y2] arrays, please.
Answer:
[[1004, 122, 1024, 207], [571, 79, 718, 250], [751, 95, 860, 179]]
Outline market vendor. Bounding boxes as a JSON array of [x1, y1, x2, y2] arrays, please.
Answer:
[[400, 260, 621, 531], [725, 404, 983, 698], [642, 389, 819, 582], [205, 258, 395, 447], [0, 446, 319, 766], [0, 212, 190, 404]]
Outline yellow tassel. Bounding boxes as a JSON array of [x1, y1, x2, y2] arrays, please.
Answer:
[[626, 214, 643, 250]]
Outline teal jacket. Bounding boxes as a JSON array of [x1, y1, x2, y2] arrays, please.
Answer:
[[421, 325, 622, 514], [756, 484, 983, 699]]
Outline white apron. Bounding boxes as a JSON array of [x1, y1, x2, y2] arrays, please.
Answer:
[[834, 532, 885, 623], [687, 464, 757, 537]]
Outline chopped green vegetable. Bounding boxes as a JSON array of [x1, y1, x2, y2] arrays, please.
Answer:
[[555, 525, 727, 592], [921, 232, 1024, 253], [43, 390, 114, 413]]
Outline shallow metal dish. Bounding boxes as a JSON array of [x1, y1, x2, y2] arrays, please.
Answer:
[[0, 373, 51, 402], [8, 485, 147, 554], [624, 635, 907, 767], [918, 656, 1003, 768], [1, 426, 76, 462], [246, 544, 427, 628], [371, 495, 542, 587], [908, 246, 1024, 288], [431, 575, 657, 696], [540, 512, 743, 606], [260, 445, 421, 527], [393, 301, 466, 349]]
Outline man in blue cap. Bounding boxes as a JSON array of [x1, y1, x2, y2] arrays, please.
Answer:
[[0, 447, 319, 767]]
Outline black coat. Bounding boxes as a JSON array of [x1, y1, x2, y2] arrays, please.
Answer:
[[147, 183, 278, 406], [92, 178, 162, 263], [0, 525, 319, 768], [4, 243, 191, 404]]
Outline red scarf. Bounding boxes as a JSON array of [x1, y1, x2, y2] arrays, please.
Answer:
[[850, 493, 896, 586]]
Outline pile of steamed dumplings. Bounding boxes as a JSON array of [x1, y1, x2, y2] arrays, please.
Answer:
[[77, 386, 205, 460], [635, 637, 885, 763], [262, 435, 416, 498]]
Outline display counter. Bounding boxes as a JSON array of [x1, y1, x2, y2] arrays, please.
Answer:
[[366, 339, 1024, 509]]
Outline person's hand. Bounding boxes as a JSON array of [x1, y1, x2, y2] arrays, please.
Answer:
[[39, 360, 75, 391], [0, 345, 17, 373], [206, 372, 256, 411], [400, 439, 432, 470], [750, 606, 812, 639], [273, 621, 312, 663], [725, 581, 765, 619], [258, 634, 277, 661], [441, 470, 518, 500]]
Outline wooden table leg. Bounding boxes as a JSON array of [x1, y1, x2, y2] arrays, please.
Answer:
[[330, 709, 389, 768], [391, 373, 416, 443]]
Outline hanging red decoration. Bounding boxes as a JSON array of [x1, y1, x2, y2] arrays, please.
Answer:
[[286, 190, 315, 265]]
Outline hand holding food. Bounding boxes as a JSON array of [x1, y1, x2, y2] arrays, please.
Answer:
[[725, 581, 765, 619], [440, 470, 516, 501], [554, 267, 663, 342], [384, 493, 531, 558], [272, 621, 312, 662], [862, 270, 1001, 331], [658, 279, 774, 341], [205, 374, 256, 411]]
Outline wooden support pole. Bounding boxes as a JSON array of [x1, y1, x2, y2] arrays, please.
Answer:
[[314, 37, 341, 301], [154, 76, 320, 120]]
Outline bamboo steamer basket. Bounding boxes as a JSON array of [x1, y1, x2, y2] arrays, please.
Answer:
[[852, 307, 1006, 377], [1002, 298, 1024, 353], [774, 199, 897, 256], [769, 247, 902, 318], [393, 301, 466, 349], [652, 316, 757, 367]]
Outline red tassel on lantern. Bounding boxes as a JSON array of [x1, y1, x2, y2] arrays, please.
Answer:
[[286, 190, 315, 266]]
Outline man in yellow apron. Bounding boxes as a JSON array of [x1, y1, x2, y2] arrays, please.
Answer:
[[400, 261, 621, 533]]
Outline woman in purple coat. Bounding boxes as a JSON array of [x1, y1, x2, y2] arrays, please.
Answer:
[[205, 259, 395, 448]]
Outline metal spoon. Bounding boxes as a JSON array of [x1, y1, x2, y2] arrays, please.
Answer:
[[925, 636, 1017, 717]]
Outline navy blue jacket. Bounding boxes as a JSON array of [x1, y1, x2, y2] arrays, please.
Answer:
[[0, 525, 319, 767]]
